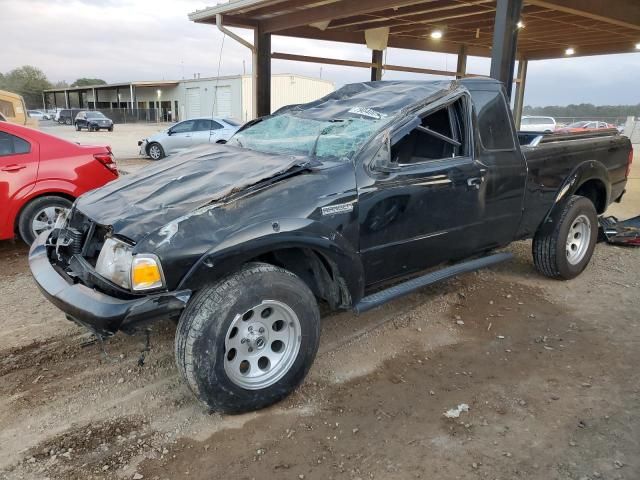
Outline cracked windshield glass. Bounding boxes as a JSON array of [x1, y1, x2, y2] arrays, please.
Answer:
[[228, 113, 390, 161]]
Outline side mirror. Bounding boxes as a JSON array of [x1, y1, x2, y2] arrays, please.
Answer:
[[167, 129, 173, 136]]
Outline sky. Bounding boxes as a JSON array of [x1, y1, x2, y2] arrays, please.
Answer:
[[2, 0, 640, 107]]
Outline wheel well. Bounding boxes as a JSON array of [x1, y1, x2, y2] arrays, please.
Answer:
[[251, 247, 351, 309], [14, 192, 75, 233], [575, 179, 606, 214], [146, 141, 162, 154]]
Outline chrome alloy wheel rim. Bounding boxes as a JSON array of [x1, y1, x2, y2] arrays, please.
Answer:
[[149, 145, 161, 159], [31, 206, 69, 237], [223, 300, 301, 390], [566, 214, 591, 265]]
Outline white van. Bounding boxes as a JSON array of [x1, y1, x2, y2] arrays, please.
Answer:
[[520, 116, 557, 133]]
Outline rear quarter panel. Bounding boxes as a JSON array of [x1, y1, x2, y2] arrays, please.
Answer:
[[2, 128, 117, 240]]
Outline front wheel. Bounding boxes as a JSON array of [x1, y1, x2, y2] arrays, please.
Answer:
[[64, 118, 72, 125], [147, 142, 165, 160], [532, 195, 598, 279], [175, 263, 320, 413]]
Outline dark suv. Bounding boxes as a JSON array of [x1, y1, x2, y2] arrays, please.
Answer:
[[75, 111, 114, 132], [58, 109, 82, 125]]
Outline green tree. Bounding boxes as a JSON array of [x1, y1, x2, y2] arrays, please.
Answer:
[[70, 78, 107, 87], [2, 66, 51, 108], [52, 80, 69, 89], [523, 103, 640, 119]]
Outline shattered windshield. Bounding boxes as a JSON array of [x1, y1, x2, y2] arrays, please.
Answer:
[[227, 113, 390, 162]]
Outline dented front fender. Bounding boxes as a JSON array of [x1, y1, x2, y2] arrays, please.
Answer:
[[176, 217, 365, 305]]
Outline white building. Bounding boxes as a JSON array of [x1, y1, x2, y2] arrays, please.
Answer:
[[45, 74, 335, 122]]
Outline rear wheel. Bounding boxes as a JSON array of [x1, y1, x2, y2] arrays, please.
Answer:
[[64, 118, 72, 125], [175, 263, 320, 413], [18, 196, 73, 245], [532, 195, 598, 279], [147, 142, 165, 160], [75, 123, 81, 131]]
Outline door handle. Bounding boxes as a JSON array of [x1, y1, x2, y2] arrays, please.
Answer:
[[467, 176, 484, 189], [1, 164, 26, 172]]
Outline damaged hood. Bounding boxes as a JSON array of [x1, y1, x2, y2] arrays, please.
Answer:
[[75, 143, 314, 240]]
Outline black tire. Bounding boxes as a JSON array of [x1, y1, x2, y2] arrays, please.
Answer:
[[532, 195, 598, 280], [75, 123, 81, 131], [64, 117, 72, 125], [175, 262, 320, 413], [147, 142, 165, 160], [18, 195, 73, 245], [108, 126, 113, 132]]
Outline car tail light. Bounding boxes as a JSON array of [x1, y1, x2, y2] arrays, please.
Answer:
[[94, 150, 118, 174], [627, 147, 633, 178]]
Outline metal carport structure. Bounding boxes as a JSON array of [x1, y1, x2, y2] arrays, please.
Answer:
[[189, 0, 640, 126]]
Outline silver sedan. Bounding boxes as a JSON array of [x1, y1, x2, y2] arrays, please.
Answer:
[[138, 117, 241, 160]]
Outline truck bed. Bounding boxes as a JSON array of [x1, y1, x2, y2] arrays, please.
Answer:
[[516, 130, 631, 239]]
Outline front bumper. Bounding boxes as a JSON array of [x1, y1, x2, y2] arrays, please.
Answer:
[[90, 122, 113, 130], [28, 231, 191, 336], [138, 139, 148, 156]]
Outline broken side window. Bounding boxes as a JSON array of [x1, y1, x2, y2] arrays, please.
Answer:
[[391, 96, 468, 166]]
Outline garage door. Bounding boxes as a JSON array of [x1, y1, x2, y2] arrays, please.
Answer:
[[186, 88, 201, 119], [215, 86, 232, 118]]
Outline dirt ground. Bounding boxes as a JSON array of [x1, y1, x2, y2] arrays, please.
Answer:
[[0, 157, 638, 480]]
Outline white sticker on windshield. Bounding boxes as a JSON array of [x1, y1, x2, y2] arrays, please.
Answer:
[[348, 106, 388, 120]]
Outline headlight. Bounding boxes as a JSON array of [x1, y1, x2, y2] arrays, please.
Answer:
[[95, 237, 133, 289], [95, 238, 165, 291]]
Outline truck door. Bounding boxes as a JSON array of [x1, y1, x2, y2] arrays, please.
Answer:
[[0, 130, 39, 235], [357, 93, 487, 284], [468, 88, 527, 250]]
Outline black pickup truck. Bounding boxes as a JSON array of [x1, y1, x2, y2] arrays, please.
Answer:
[[29, 78, 632, 413]]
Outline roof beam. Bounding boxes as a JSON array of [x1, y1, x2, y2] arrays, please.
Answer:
[[274, 25, 492, 56], [327, 0, 493, 30], [272, 51, 482, 77], [388, 9, 496, 34], [272, 52, 375, 69], [525, 0, 640, 31], [261, 0, 429, 33], [524, 40, 640, 59]]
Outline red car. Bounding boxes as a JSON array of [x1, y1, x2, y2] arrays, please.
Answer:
[[0, 122, 118, 244], [555, 121, 616, 133]]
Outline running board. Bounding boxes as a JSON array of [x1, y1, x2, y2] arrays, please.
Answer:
[[353, 252, 513, 313]]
